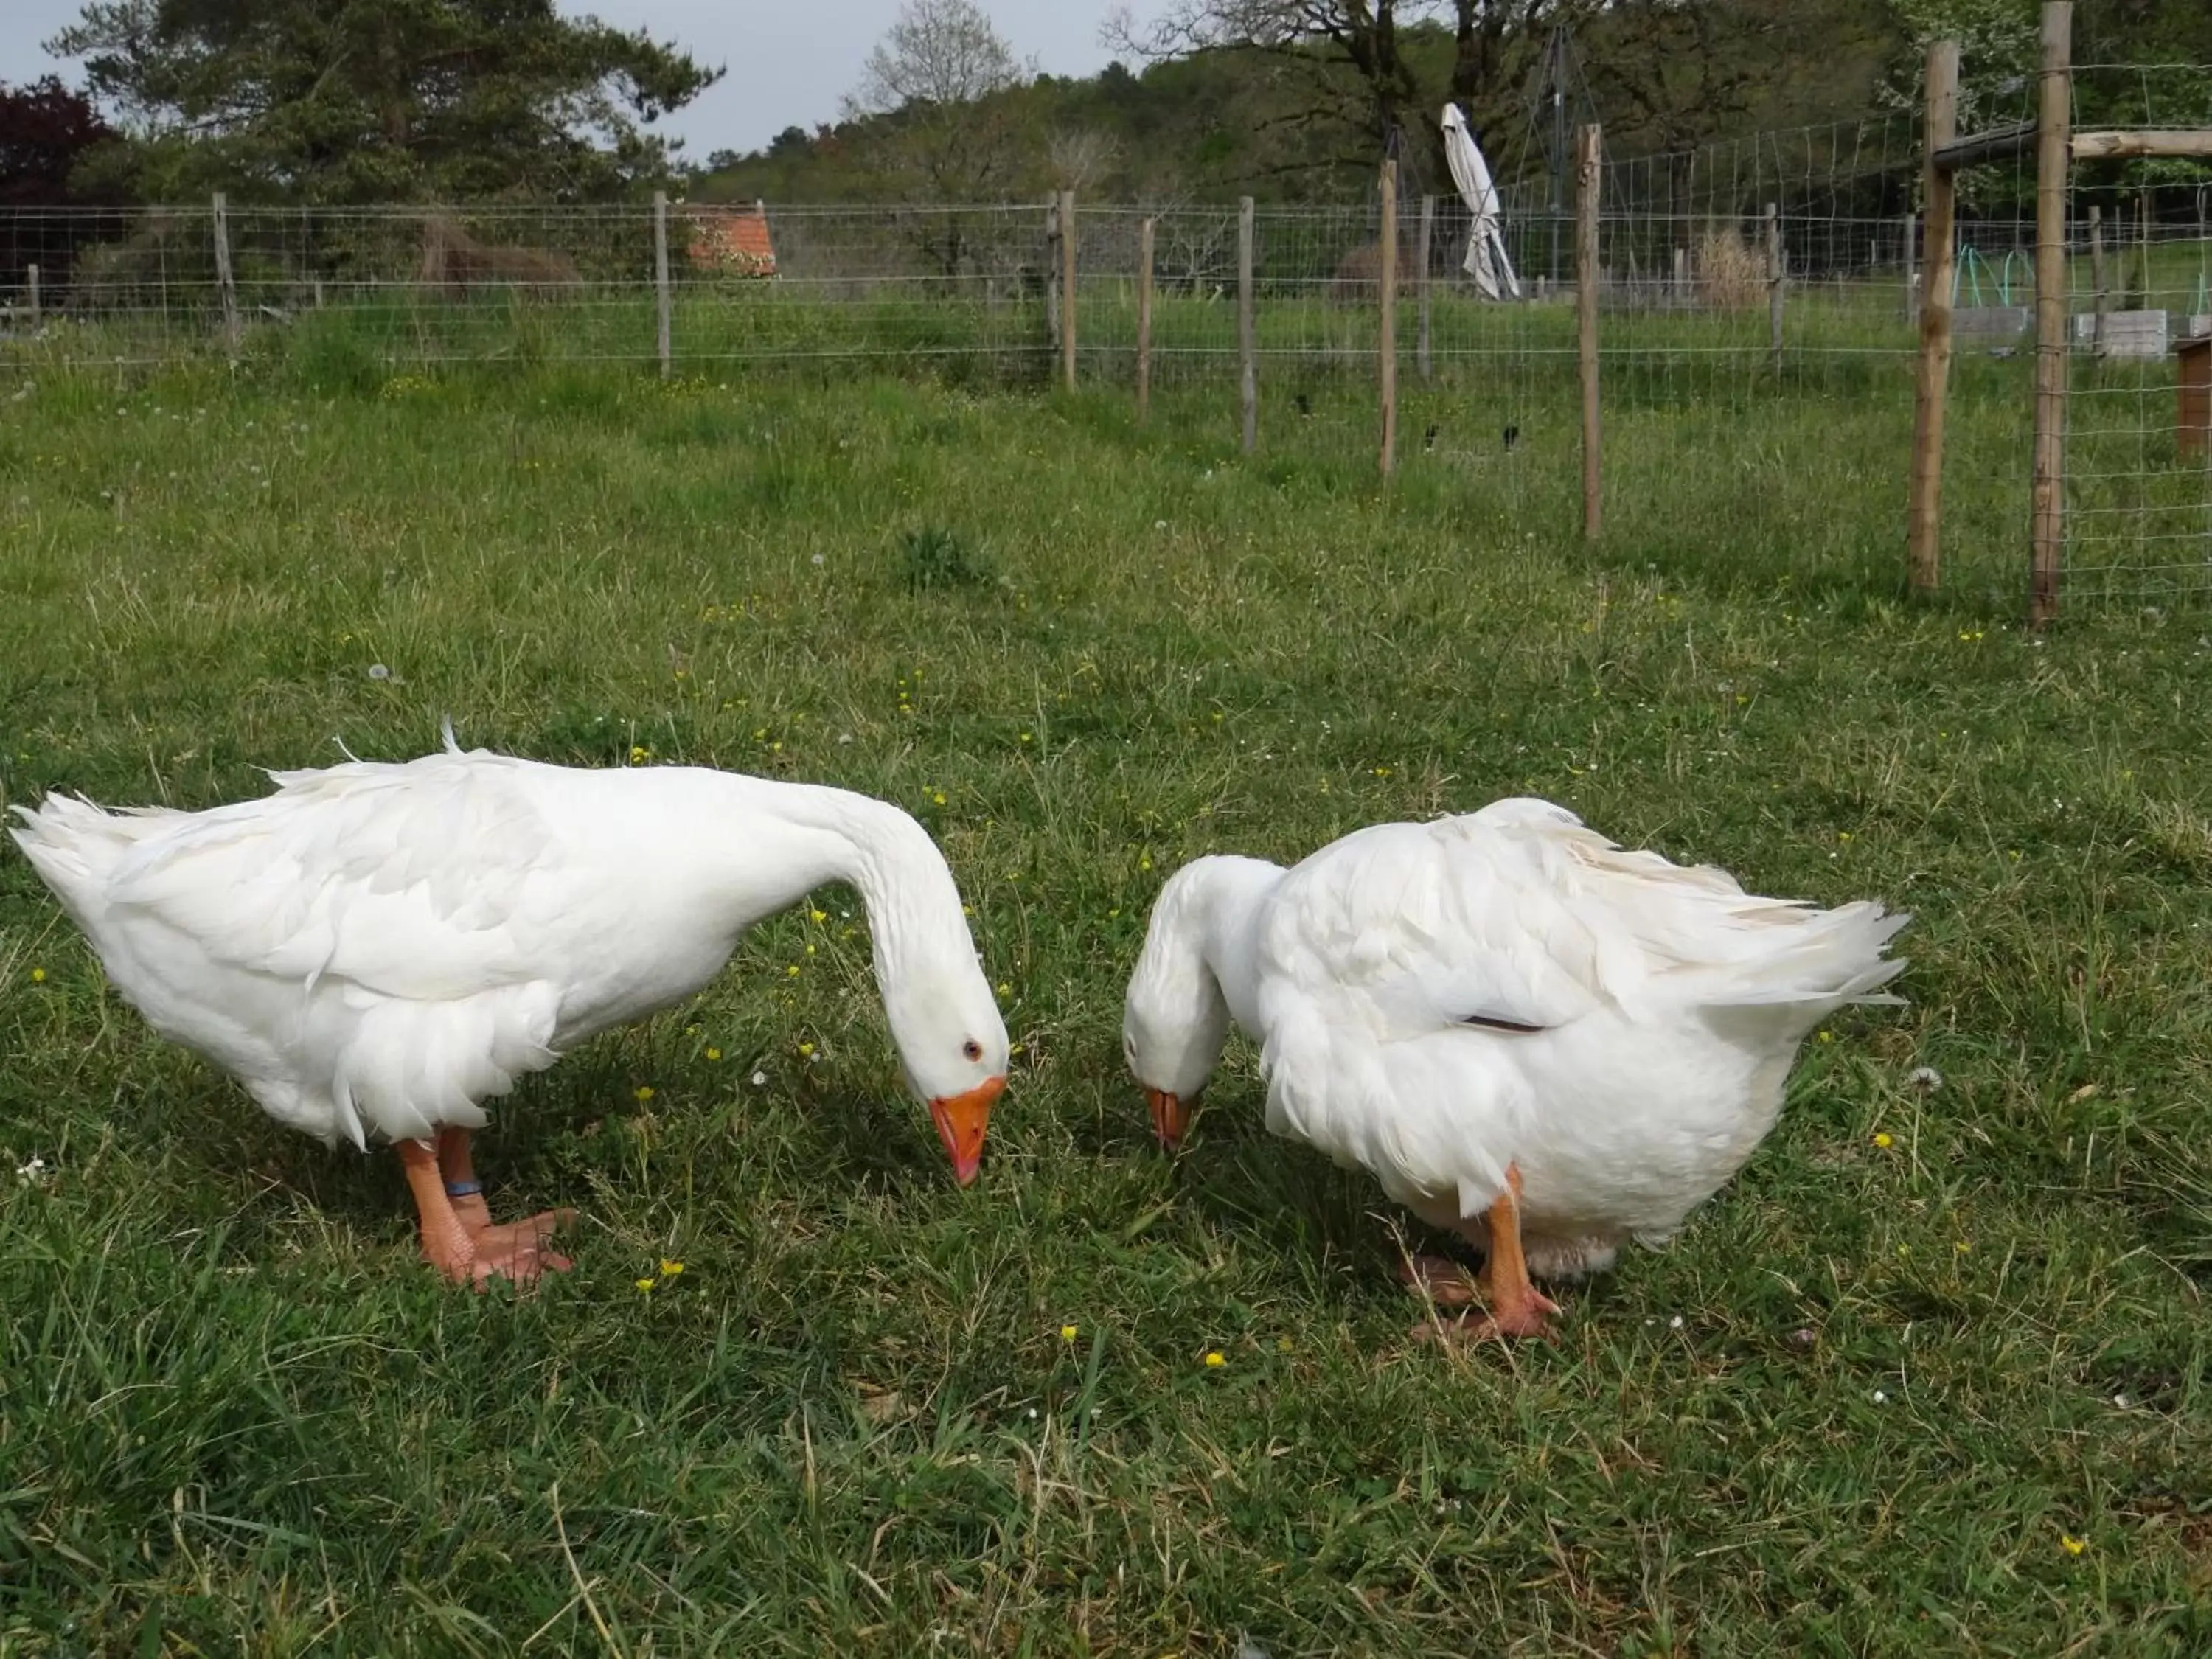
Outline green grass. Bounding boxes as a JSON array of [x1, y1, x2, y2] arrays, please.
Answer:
[[1, 352, 2209, 1655]]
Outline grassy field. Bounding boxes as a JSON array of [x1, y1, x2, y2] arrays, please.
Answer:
[[1, 349, 2209, 1655]]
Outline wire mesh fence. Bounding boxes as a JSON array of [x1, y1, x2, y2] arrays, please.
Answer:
[[2059, 63, 2212, 610], [7, 81, 2201, 611]]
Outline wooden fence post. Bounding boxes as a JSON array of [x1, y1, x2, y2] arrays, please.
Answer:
[[2089, 203, 2107, 354], [1136, 215, 1155, 422], [212, 191, 240, 355], [1907, 41, 1960, 595], [1766, 201, 1784, 372], [1576, 124, 1602, 540], [1238, 195, 1256, 453], [1416, 193, 1434, 381], [1044, 198, 1062, 366], [24, 264, 38, 327], [653, 190, 672, 378], [1380, 158, 1399, 477], [1904, 212, 1918, 322], [2028, 0, 2072, 630], [1060, 189, 1077, 392]]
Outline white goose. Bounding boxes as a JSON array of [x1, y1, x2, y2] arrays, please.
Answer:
[[1124, 798, 1907, 1339], [11, 731, 1009, 1284]]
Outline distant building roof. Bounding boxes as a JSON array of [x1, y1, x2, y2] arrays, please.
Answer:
[[689, 202, 776, 276]]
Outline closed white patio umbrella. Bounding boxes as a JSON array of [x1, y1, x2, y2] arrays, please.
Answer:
[[1443, 103, 1519, 301]]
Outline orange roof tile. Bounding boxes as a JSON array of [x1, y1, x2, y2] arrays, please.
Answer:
[[688, 205, 776, 276]]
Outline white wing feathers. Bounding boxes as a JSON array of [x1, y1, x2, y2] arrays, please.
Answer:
[[1248, 799, 1908, 1216], [105, 748, 556, 1001], [1263, 799, 1905, 1038]]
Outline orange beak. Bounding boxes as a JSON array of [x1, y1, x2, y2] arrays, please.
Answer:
[[1146, 1087, 1190, 1150], [928, 1074, 1004, 1186]]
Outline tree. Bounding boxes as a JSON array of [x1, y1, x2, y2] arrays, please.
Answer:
[[847, 0, 1027, 116], [841, 0, 1033, 205], [837, 0, 1040, 276], [0, 76, 119, 207], [1105, 1, 1559, 191], [45, 0, 721, 202], [0, 76, 128, 293]]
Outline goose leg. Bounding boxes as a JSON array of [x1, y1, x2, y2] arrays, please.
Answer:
[[399, 1138, 486, 1284], [398, 1136, 569, 1286], [1397, 1254, 1484, 1307], [434, 1127, 575, 1277], [1414, 1164, 1561, 1343]]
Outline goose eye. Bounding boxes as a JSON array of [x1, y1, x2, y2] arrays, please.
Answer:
[[962, 1039, 983, 1062]]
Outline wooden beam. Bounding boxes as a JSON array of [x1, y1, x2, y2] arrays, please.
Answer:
[[1907, 41, 1958, 596], [1932, 119, 2035, 173], [2028, 1, 2070, 631], [1378, 157, 1398, 478], [1059, 189, 1077, 392], [2071, 129, 2212, 161], [1576, 123, 1601, 542], [1237, 195, 1256, 453], [1135, 216, 1154, 422]]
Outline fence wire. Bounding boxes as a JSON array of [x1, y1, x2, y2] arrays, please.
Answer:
[[29, 91, 2212, 608], [2060, 63, 2212, 609]]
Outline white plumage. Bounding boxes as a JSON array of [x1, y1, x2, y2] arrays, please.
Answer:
[[1124, 798, 1907, 1333], [10, 732, 1009, 1281]]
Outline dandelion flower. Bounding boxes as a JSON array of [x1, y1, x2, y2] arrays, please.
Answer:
[[786, 964, 801, 978], [751, 1071, 768, 1086], [1818, 1029, 1834, 1043], [1204, 1351, 1226, 1368], [1061, 1324, 1078, 1342], [29, 967, 46, 984], [2060, 1534, 2086, 1557], [634, 1085, 655, 1103], [704, 1047, 722, 1062], [798, 1042, 815, 1058], [1907, 1065, 1944, 1092], [660, 1259, 685, 1278], [996, 983, 1011, 997], [810, 909, 827, 924], [1276, 1336, 1293, 1353], [933, 791, 947, 806], [636, 1277, 657, 1293], [1873, 1132, 1893, 1149]]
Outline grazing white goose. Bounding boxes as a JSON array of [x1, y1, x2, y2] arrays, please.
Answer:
[[1124, 798, 1907, 1340], [10, 731, 1009, 1285]]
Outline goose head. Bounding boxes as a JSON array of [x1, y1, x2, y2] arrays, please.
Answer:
[[883, 967, 1009, 1186], [1122, 855, 1279, 1150]]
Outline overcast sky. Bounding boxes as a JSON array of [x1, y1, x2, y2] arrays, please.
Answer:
[[1, 0, 1176, 160]]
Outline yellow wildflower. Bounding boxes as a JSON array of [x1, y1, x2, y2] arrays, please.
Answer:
[[1204, 1352, 1226, 1368], [2060, 1534, 2085, 1557], [659, 1259, 685, 1278], [29, 967, 46, 984], [1872, 1132, 1893, 1149], [634, 1085, 655, 1103], [636, 1278, 657, 1293], [1060, 1324, 1078, 1342], [798, 1042, 815, 1058], [810, 909, 827, 923], [704, 1047, 721, 1062]]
